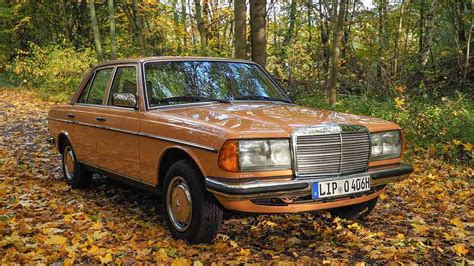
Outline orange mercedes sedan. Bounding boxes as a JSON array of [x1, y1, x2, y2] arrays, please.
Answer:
[[48, 57, 413, 243]]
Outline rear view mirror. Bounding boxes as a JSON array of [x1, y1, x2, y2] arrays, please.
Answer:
[[112, 93, 138, 109]]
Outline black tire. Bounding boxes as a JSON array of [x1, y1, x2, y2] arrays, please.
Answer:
[[162, 160, 223, 244], [61, 140, 92, 189], [328, 196, 379, 220]]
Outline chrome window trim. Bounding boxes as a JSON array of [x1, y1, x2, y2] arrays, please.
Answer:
[[106, 64, 140, 108], [148, 101, 221, 110], [47, 117, 218, 153], [74, 103, 138, 111], [104, 66, 118, 105], [74, 63, 140, 107], [77, 71, 96, 104], [73, 66, 115, 106]]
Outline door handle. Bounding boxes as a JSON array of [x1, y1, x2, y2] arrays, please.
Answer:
[[67, 113, 75, 118], [96, 117, 106, 122]]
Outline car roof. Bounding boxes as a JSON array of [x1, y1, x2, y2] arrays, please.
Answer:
[[95, 56, 257, 67]]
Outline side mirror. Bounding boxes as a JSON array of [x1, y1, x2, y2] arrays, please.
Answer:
[[112, 93, 138, 109]]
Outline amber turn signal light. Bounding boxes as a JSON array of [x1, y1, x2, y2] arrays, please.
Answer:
[[218, 140, 239, 172]]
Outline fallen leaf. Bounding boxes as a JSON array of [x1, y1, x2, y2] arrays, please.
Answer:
[[99, 253, 113, 264], [450, 217, 464, 228], [44, 235, 67, 245], [452, 244, 469, 256]]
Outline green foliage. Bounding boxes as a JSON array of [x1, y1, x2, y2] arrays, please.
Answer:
[[8, 43, 95, 102], [296, 92, 473, 166]]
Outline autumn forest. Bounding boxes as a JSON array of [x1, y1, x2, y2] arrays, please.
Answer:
[[0, 0, 473, 264]]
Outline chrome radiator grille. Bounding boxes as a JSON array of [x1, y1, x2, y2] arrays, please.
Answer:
[[293, 125, 370, 178]]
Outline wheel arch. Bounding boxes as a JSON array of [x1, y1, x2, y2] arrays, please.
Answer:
[[156, 146, 206, 188], [57, 131, 71, 154]]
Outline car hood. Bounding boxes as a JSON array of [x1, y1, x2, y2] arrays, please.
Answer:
[[150, 102, 400, 138]]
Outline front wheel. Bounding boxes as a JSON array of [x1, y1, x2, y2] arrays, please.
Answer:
[[328, 196, 379, 220], [163, 160, 223, 244]]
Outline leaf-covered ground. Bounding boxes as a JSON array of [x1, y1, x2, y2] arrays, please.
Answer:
[[0, 88, 472, 264]]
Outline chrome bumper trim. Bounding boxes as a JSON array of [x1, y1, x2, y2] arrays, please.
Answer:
[[206, 163, 413, 200]]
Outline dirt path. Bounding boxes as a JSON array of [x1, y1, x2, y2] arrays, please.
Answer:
[[0, 88, 472, 264]]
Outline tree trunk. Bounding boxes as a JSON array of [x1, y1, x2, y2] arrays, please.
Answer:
[[188, 0, 196, 46], [306, 0, 312, 50], [418, 0, 425, 54], [282, 0, 297, 47], [108, 0, 117, 60], [420, 0, 437, 68], [342, 0, 355, 60], [60, 0, 72, 43], [234, 0, 247, 59], [393, 0, 405, 78], [132, 0, 146, 56], [318, 0, 331, 92], [250, 0, 267, 67], [462, 23, 472, 82], [194, 0, 208, 54], [377, 0, 388, 90], [88, 0, 103, 62], [327, 0, 346, 105], [181, 0, 188, 48], [402, 0, 412, 80]]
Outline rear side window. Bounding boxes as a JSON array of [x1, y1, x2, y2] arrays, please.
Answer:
[[77, 74, 94, 103], [77, 68, 113, 105], [108, 66, 137, 106]]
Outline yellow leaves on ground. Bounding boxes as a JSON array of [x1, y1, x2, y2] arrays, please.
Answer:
[[87, 245, 106, 256], [396, 233, 405, 241], [99, 253, 113, 264], [348, 222, 361, 231], [379, 193, 388, 200], [412, 224, 430, 236], [0, 184, 7, 198], [452, 244, 469, 256], [44, 235, 67, 245], [450, 217, 465, 228]]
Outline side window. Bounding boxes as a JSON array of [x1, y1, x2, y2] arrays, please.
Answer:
[[77, 73, 94, 103], [108, 66, 137, 106], [86, 68, 113, 105]]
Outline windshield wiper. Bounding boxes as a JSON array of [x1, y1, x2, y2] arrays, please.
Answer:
[[156, 96, 230, 104], [233, 95, 291, 103]]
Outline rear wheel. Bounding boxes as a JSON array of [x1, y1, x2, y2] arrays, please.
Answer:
[[163, 160, 223, 244], [328, 196, 379, 220], [61, 141, 92, 188]]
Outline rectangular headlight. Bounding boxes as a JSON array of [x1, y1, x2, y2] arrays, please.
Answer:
[[239, 139, 291, 171], [370, 130, 402, 160]]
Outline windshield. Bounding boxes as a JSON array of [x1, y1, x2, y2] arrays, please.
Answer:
[[144, 61, 289, 107]]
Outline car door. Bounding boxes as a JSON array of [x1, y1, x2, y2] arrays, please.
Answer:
[[69, 67, 114, 167], [95, 65, 143, 181]]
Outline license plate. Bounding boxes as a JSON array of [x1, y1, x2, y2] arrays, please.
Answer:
[[311, 176, 371, 200]]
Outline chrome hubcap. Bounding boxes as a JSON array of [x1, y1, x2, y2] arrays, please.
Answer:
[[64, 146, 75, 180], [166, 176, 192, 232]]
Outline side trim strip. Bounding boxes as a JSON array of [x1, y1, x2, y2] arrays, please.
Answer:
[[140, 132, 217, 152], [48, 117, 218, 153]]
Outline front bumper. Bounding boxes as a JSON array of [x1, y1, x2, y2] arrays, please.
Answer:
[[206, 163, 413, 200]]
